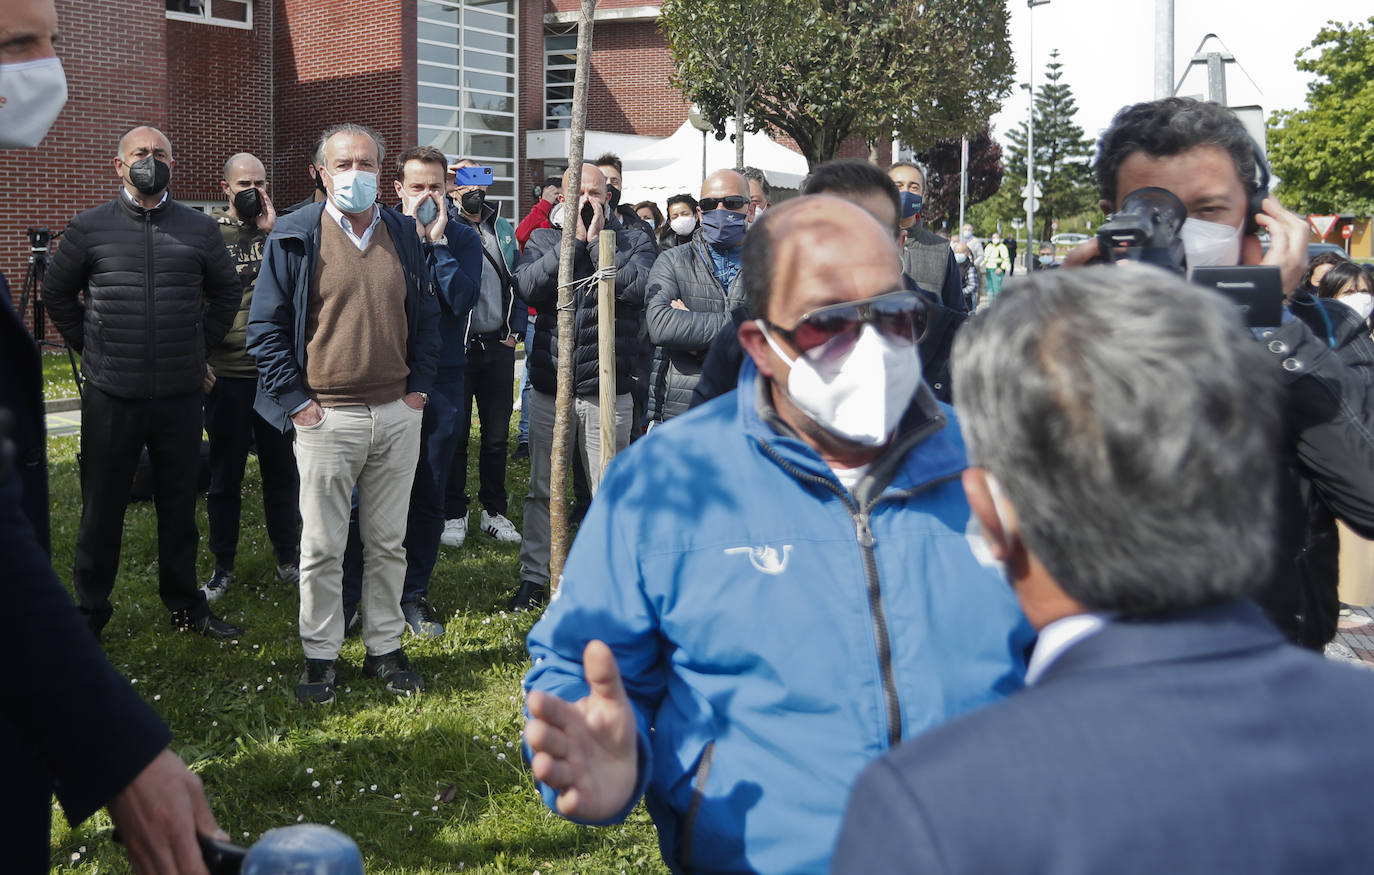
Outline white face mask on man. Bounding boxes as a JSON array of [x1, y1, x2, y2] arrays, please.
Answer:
[[759, 321, 921, 446], [1180, 217, 1242, 269], [0, 57, 67, 149]]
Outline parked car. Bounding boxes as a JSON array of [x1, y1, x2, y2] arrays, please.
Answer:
[[1051, 232, 1092, 246]]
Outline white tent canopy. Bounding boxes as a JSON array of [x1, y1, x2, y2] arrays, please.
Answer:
[[619, 119, 809, 206]]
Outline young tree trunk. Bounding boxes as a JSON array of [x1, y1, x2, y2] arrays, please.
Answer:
[[549, 0, 597, 591]]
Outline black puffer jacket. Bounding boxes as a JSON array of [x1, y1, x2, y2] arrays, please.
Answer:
[[514, 215, 657, 397], [1257, 303, 1374, 649], [42, 195, 240, 399], [645, 232, 747, 422]]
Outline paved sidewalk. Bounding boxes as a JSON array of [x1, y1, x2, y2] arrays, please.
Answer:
[[1327, 605, 1374, 669]]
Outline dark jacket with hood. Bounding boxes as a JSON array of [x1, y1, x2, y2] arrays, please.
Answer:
[[245, 201, 442, 432], [1256, 300, 1374, 649], [645, 230, 748, 422], [514, 212, 657, 397], [42, 193, 241, 399]]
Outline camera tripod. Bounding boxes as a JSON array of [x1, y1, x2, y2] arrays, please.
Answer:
[[15, 227, 82, 395]]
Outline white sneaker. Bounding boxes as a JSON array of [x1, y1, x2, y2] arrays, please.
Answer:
[[440, 517, 467, 548], [480, 510, 521, 543]]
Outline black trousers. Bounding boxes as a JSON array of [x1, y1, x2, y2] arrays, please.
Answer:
[[205, 376, 300, 570], [445, 340, 515, 518], [74, 386, 207, 626]]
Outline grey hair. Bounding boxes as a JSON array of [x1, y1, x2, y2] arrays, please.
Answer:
[[951, 264, 1283, 615], [313, 123, 385, 169], [741, 165, 771, 198]]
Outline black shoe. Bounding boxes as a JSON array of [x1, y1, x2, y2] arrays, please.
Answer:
[[170, 609, 244, 640], [507, 580, 546, 613], [510, 441, 529, 461], [296, 658, 337, 705], [362, 648, 424, 695]]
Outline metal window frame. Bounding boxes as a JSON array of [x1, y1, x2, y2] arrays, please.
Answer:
[[165, 0, 252, 30]]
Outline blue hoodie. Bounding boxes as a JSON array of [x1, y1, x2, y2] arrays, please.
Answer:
[[524, 358, 1032, 873]]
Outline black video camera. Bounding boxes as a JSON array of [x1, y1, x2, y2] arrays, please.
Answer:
[[1095, 187, 1187, 275], [27, 227, 51, 254]]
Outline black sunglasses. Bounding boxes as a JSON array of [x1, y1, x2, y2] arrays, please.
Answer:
[[699, 195, 749, 211], [767, 291, 927, 361]]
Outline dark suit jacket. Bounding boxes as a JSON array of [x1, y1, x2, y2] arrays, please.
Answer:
[[2, 274, 171, 869], [0, 279, 49, 552], [832, 600, 1374, 874]]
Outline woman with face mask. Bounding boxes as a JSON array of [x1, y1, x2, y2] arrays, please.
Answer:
[[1317, 261, 1374, 334], [659, 193, 699, 249]]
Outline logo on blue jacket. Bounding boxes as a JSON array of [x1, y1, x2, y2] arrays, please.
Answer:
[[723, 544, 793, 575]]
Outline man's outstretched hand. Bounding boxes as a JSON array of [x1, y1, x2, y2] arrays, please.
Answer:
[[108, 748, 225, 875], [525, 639, 638, 822]]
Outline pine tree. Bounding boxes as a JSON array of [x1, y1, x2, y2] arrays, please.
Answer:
[[1002, 50, 1097, 242]]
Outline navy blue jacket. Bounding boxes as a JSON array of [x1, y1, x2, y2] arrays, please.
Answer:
[[399, 203, 482, 379], [833, 600, 1374, 874], [245, 202, 442, 431]]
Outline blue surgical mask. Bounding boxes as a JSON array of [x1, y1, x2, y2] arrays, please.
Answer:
[[701, 209, 747, 248], [416, 196, 439, 227], [900, 191, 922, 220], [329, 168, 377, 214]]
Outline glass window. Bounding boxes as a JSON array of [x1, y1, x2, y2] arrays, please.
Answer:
[[419, 127, 461, 156], [420, 106, 462, 129], [419, 84, 459, 106], [418, 63, 460, 87], [166, 0, 251, 27], [417, 0, 460, 26], [464, 9, 509, 33], [418, 41, 460, 67], [463, 50, 515, 75], [546, 66, 575, 84], [463, 111, 513, 133], [546, 85, 574, 102], [546, 33, 577, 51], [465, 91, 514, 114], [463, 29, 513, 55], [546, 51, 576, 68], [419, 0, 518, 205], [465, 0, 513, 15], [462, 70, 512, 93], [464, 133, 513, 159]]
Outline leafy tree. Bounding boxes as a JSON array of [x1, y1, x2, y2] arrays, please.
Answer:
[[661, 0, 1015, 169], [1268, 16, 1374, 215], [1000, 50, 1097, 243], [914, 126, 1005, 231]]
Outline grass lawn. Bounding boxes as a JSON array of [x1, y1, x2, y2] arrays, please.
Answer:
[[42, 348, 81, 400], [42, 401, 667, 873]]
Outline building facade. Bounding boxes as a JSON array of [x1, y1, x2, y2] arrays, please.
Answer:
[[10, 0, 875, 339]]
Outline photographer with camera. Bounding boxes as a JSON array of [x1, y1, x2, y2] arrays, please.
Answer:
[[1064, 97, 1374, 650]]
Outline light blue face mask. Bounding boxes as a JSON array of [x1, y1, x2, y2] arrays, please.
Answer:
[[329, 168, 378, 214]]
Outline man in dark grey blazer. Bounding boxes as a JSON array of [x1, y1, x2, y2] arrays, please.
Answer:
[[832, 264, 1374, 875]]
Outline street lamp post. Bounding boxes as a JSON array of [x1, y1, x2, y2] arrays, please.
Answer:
[[1026, 0, 1049, 273]]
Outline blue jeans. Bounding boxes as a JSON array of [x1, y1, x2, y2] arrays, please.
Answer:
[[517, 321, 535, 443], [342, 374, 464, 612]]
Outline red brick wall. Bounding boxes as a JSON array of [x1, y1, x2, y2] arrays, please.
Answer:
[[272, 0, 417, 207], [166, 3, 274, 203], [1, 0, 167, 340]]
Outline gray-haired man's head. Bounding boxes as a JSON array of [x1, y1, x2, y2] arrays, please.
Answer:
[[952, 264, 1283, 617]]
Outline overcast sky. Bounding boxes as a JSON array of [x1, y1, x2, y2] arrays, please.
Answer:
[[987, 0, 1372, 154]]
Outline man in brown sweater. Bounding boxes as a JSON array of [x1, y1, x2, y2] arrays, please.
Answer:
[[247, 123, 441, 705]]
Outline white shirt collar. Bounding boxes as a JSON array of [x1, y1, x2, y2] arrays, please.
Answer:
[[1025, 612, 1110, 685], [123, 187, 169, 209], [324, 199, 381, 250]]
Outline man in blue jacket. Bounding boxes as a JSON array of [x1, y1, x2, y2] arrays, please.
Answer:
[[523, 195, 1030, 873], [247, 123, 441, 705], [833, 265, 1374, 874]]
